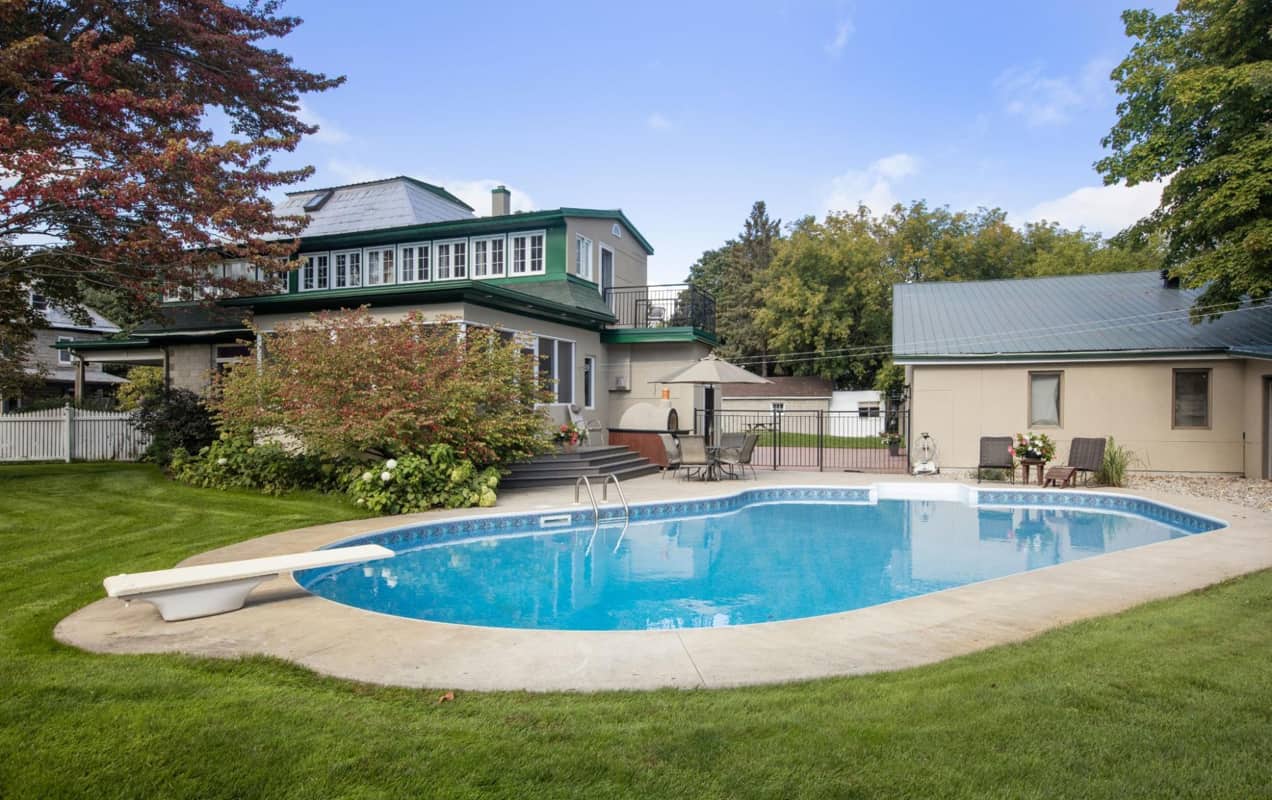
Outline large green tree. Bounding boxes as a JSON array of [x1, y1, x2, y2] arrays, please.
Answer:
[[1097, 0, 1272, 308], [0, 0, 342, 400]]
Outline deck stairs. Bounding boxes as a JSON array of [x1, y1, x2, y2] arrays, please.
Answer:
[[501, 445, 659, 490]]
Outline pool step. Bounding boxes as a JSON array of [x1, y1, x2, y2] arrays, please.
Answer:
[[501, 446, 661, 489]]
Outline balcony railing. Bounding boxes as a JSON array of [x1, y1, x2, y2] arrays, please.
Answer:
[[602, 284, 716, 335]]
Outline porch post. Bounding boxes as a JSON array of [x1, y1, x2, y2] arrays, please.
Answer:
[[73, 357, 85, 403]]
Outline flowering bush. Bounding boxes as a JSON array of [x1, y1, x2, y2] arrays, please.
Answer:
[[554, 421, 587, 447], [1011, 432, 1056, 462], [171, 435, 337, 495], [346, 445, 500, 514]]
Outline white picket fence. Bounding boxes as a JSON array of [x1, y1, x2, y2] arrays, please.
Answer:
[[0, 406, 151, 462]]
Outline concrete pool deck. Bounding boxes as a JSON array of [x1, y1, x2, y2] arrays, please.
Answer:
[[56, 471, 1272, 692]]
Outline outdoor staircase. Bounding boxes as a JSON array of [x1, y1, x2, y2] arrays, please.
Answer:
[[501, 445, 660, 490]]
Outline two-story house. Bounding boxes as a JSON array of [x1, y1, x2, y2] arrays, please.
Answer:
[[57, 177, 719, 453], [2, 294, 126, 412]]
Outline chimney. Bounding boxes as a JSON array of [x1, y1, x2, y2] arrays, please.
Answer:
[[491, 185, 511, 216], [1161, 269, 1180, 289]]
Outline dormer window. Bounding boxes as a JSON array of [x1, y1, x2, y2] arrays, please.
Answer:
[[303, 189, 333, 213], [30, 292, 47, 311]]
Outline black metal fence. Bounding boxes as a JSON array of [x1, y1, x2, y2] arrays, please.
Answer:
[[603, 284, 716, 334], [695, 399, 911, 473]]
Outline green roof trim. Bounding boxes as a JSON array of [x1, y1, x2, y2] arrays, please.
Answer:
[[601, 327, 720, 346], [288, 207, 653, 255], [52, 337, 153, 351]]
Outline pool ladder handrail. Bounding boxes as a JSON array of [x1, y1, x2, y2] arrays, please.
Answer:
[[576, 474, 631, 557]]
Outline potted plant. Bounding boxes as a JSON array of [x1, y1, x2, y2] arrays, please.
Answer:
[[1011, 432, 1056, 462], [555, 421, 587, 453], [880, 432, 904, 456]]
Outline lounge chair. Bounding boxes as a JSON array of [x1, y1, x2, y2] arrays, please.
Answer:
[[658, 433, 682, 479], [1044, 437, 1107, 487], [677, 435, 716, 480], [103, 544, 394, 621], [977, 436, 1015, 484], [718, 433, 758, 479]]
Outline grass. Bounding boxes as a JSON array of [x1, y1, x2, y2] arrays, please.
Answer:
[[2, 462, 1272, 799], [751, 431, 887, 449]]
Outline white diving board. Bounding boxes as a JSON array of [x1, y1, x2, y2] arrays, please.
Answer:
[[103, 544, 394, 622]]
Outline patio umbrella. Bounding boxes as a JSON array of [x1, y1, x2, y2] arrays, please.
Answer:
[[652, 352, 771, 386], [652, 353, 770, 443]]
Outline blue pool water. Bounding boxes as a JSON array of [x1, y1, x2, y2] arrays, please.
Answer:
[[298, 492, 1224, 631]]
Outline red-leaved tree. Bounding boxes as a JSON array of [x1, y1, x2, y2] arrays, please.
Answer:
[[0, 0, 343, 397], [212, 309, 555, 466]]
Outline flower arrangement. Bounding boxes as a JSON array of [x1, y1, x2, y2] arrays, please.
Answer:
[[554, 421, 587, 447], [879, 432, 903, 446], [1011, 432, 1056, 462]]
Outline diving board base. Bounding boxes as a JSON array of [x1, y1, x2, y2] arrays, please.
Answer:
[[123, 575, 274, 621]]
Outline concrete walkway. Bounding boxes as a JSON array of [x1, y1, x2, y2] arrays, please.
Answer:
[[55, 471, 1272, 692]]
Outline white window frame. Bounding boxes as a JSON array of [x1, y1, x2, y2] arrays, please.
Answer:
[[300, 252, 330, 292], [470, 234, 507, 280], [598, 243, 614, 296], [509, 230, 547, 275], [331, 249, 362, 289], [363, 246, 396, 287], [576, 234, 594, 281], [435, 238, 468, 281], [397, 242, 431, 283], [57, 335, 74, 365]]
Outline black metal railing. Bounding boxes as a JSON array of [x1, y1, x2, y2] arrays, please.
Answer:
[[603, 284, 716, 334]]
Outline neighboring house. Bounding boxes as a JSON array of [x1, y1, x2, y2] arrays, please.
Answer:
[[2, 293, 125, 412], [57, 177, 719, 442], [892, 270, 1272, 478], [720, 376, 834, 412]]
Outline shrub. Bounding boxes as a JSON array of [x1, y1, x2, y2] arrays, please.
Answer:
[[171, 435, 338, 495], [346, 445, 500, 514], [212, 308, 554, 466], [132, 388, 218, 465], [115, 366, 164, 411], [1096, 437, 1134, 487], [976, 467, 1011, 482]]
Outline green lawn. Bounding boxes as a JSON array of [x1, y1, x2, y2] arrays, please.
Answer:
[[750, 431, 887, 449], [2, 462, 1271, 799]]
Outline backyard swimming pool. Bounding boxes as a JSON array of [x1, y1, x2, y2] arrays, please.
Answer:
[[296, 486, 1225, 631]]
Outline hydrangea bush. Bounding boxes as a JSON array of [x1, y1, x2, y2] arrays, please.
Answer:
[[171, 435, 336, 495], [346, 445, 499, 514]]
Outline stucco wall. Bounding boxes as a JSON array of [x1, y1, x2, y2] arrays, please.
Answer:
[[909, 359, 1254, 475], [1242, 360, 1272, 479], [606, 341, 715, 433], [564, 217, 648, 289]]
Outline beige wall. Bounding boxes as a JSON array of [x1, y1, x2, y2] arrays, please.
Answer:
[[564, 217, 648, 289], [166, 344, 215, 394], [31, 329, 109, 375], [1242, 360, 1272, 479], [606, 341, 715, 433], [909, 358, 1260, 476]]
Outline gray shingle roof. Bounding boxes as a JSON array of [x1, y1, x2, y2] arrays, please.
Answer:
[[276, 177, 474, 238], [721, 376, 831, 398], [892, 270, 1272, 360]]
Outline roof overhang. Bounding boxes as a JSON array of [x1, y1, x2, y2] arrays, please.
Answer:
[[894, 348, 1238, 365]]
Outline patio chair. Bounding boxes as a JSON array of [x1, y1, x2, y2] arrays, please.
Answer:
[[677, 435, 715, 480], [658, 433, 682, 479], [1044, 437, 1107, 488], [977, 437, 1015, 484], [718, 433, 758, 480], [717, 432, 746, 454]]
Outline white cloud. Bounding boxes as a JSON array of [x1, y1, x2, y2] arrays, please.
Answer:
[[994, 57, 1112, 127], [825, 17, 855, 56], [1023, 179, 1165, 236], [297, 102, 351, 144], [646, 112, 673, 131], [324, 159, 384, 185], [825, 153, 919, 215]]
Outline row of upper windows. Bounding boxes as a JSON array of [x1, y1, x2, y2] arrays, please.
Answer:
[[163, 260, 285, 302], [299, 231, 547, 292]]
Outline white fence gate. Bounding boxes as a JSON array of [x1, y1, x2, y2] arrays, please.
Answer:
[[0, 406, 151, 462]]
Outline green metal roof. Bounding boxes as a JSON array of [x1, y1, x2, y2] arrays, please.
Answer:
[[893, 271, 1272, 361]]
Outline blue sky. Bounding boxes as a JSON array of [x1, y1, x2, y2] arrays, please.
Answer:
[[272, 0, 1175, 284]]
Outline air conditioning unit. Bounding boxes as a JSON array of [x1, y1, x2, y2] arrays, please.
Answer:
[[611, 374, 628, 391]]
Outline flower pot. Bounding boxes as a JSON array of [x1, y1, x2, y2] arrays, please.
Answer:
[[888, 442, 901, 457], [561, 442, 578, 454]]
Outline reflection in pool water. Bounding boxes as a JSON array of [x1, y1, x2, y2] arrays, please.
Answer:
[[300, 500, 1216, 631]]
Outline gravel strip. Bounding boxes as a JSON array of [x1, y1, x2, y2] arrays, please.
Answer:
[[1129, 474, 1272, 513]]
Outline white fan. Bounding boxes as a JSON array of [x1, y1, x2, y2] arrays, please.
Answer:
[[912, 432, 939, 475]]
